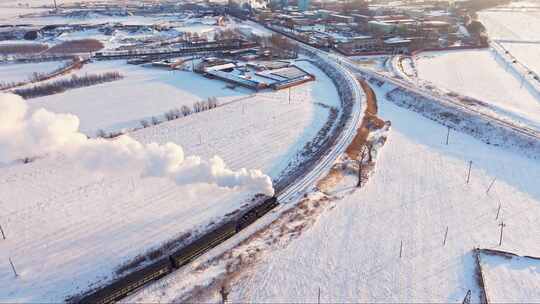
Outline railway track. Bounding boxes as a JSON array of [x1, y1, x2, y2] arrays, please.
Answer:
[[256, 19, 539, 141], [75, 28, 365, 304], [277, 55, 363, 202], [333, 54, 540, 141]]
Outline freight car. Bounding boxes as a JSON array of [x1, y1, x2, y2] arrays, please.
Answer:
[[78, 196, 278, 304], [170, 220, 237, 268], [79, 259, 172, 304]]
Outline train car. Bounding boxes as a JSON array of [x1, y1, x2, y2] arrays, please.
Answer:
[[236, 209, 259, 231], [254, 197, 279, 217], [79, 258, 172, 304], [77, 196, 278, 304], [169, 221, 237, 269], [236, 197, 278, 231]]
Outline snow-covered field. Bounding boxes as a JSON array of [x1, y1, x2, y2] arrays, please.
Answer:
[[0, 61, 66, 84], [198, 83, 540, 303], [25, 60, 332, 137], [0, 59, 340, 302], [0, 7, 49, 22], [25, 60, 247, 136], [480, 253, 540, 303], [479, 8, 540, 42], [415, 49, 540, 129], [479, 3, 540, 75]]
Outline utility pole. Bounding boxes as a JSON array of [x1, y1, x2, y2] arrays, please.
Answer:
[[399, 240, 403, 258], [288, 87, 291, 104], [462, 290, 472, 304], [498, 222, 506, 246], [0, 223, 5, 240], [357, 160, 362, 188], [9, 258, 18, 277], [443, 226, 448, 246], [445, 126, 450, 145], [486, 177, 497, 194], [466, 161, 472, 184], [219, 285, 229, 304], [357, 148, 366, 188], [53, 0, 57, 10], [496, 203, 501, 220], [318, 287, 321, 304]]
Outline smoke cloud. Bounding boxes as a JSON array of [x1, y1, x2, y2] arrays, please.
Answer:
[[0, 93, 274, 196]]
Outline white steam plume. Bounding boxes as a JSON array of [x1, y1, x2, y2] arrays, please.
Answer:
[[0, 93, 274, 196]]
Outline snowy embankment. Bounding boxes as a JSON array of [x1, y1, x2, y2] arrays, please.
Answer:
[[477, 6, 540, 100], [490, 42, 540, 100], [414, 50, 540, 131], [385, 83, 540, 158], [346, 54, 540, 158], [0, 59, 340, 302], [224, 82, 540, 303]]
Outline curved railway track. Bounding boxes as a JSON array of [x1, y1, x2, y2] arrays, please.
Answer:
[[75, 30, 365, 304]]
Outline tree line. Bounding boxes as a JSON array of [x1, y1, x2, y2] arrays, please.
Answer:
[[13, 71, 123, 99], [0, 59, 80, 90], [139, 97, 219, 129], [96, 96, 220, 139]]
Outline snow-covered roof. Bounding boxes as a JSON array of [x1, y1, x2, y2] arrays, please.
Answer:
[[384, 37, 412, 44], [203, 63, 236, 72]]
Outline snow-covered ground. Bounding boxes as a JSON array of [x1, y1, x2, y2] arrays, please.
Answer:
[[479, 3, 540, 76], [0, 60, 340, 302], [498, 43, 540, 75], [24, 60, 333, 138], [0, 61, 66, 84], [24, 60, 247, 136], [134, 82, 540, 302], [0, 7, 49, 22], [479, 8, 540, 42], [225, 83, 540, 302], [415, 49, 540, 129], [480, 252, 540, 303]]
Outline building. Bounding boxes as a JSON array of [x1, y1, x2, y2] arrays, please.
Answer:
[[336, 36, 382, 54], [298, 0, 310, 11], [329, 14, 354, 23]]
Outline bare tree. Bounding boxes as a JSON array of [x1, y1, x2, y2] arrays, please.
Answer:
[[164, 111, 175, 121], [140, 120, 150, 128], [181, 105, 192, 116], [96, 129, 107, 138], [193, 101, 202, 113], [208, 96, 218, 109]]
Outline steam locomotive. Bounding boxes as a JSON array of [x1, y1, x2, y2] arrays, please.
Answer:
[[79, 196, 278, 304]]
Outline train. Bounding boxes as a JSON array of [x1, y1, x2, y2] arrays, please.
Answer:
[[78, 196, 279, 304]]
